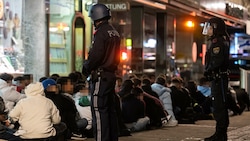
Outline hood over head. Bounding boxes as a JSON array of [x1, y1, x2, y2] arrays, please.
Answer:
[[25, 82, 45, 97]]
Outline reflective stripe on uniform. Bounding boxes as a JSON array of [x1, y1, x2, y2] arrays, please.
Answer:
[[93, 77, 101, 141]]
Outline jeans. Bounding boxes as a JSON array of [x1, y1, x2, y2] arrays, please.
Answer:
[[0, 130, 22, 141], [125, 116, 150, 132]]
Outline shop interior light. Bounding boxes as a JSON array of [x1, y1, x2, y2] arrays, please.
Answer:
[[63, 26, 70, 31], [144, 38, 156, 48], [49, 27, 58, 32]]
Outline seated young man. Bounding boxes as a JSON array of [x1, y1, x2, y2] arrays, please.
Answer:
[[0, 96, 21, 141], [8, 82, 66, 140]]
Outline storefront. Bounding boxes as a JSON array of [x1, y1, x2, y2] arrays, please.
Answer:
[[47, 0, 92, 76], [0, 0, 92, 80], [98, 0, 176, 77], [0, 0, 23, 73]]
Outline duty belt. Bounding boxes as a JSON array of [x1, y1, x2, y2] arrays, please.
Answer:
[[212, 70, 229, 79]]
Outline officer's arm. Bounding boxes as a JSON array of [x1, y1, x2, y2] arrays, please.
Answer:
[[83, 32, 106, 73]]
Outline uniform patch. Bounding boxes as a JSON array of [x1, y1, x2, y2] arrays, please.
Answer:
[[107, 30, 120, 37], [213, 47, 220, 54], [212, 38, 217, 43]]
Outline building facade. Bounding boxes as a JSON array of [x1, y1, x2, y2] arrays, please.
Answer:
[[0, 0, 248, 81]]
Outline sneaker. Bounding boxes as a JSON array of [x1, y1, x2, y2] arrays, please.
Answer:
[[163, 119, 178, 127], [166, 115, 172, 121], [71, 133, 87, 140]]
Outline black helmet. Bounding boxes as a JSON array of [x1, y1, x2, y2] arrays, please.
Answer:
[[208, 17, 226, 36], [88, 3, 111, 21]]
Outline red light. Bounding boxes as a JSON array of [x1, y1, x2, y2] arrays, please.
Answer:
[[199, 53, 203, 57], [121, 51, 128, 61]]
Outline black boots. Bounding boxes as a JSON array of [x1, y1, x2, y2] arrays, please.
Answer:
[[204, 133, 227, 141]]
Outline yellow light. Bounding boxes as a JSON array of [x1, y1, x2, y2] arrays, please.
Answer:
[[126, 38, 132, 47], [186, 21, 194, 28]]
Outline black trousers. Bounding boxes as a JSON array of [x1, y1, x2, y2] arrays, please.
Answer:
[[211, 77, 229, 135], [90, 71, 118, 141]]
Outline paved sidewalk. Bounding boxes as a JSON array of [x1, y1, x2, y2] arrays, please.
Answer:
[[82, 110, 250, 141]]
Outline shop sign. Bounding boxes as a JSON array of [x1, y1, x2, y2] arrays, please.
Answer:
[[105, 2, 129, 11], [225, 2, 246, 19]]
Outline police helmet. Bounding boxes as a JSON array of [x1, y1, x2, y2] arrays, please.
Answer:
[[88, 3, 111, 21], [202, 17, 226, 36]]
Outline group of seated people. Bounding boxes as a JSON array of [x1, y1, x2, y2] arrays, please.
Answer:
[[0, 72, 91, 140], [115, 73, 250, 133], [0, 72, 249, 140]]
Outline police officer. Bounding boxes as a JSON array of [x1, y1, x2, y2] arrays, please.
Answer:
[[82, 3, 121, 141], [202, 17, 230, 141]]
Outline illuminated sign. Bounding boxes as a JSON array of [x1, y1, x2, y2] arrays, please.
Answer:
[[105, 2, 129, 11], [85, 2, 129, 12]]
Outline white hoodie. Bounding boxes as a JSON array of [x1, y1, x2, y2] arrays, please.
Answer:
[[0, 79, 26, 112], [9, 82, 61, 139]]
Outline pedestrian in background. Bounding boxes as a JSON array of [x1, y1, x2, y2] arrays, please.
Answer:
[[202, 17, 230, 141], [82, 3, 121, 141]]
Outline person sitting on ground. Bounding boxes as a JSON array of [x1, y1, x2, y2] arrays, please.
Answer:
[[151, 76, 178, 126], [170, 77, 194, 124], [12, 76, 25, 94], [197, 77, 211, 98], [142, 78, 159, 99], [234, 87, 250, 112], [57, 77, 88, 140], [50, 73, 60, 82], [227, 85, 242, 116], [73, 83, 93, 138], [0, 73, 26, 112], [0, 96, 21, 141], [42, 78, 87, 140], [140, 78, 172, 128], [186, 80, 213, 119], [118, 79, 134, 100], [121, 87, 150, 132], [8, 82, 66, 140]]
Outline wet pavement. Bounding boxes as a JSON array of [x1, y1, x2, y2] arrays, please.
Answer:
[[81, 110, 250, 141]]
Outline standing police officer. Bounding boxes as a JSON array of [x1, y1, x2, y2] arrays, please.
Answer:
[[202, 17, 230, 141], [82, 3, 121, 141]]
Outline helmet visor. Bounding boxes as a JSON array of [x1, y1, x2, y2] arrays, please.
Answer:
[[202, 22, 211, 35]]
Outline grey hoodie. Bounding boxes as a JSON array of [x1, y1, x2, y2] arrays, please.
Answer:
[[151, 83, 176, 120]]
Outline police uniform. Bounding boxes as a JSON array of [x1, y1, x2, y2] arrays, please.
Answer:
[[203, 17, 230, 141], [82, 4, 121, 141]]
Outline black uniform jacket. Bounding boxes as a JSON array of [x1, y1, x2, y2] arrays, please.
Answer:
[[205, 36, 229, 73], [83, 21, 121, 75]]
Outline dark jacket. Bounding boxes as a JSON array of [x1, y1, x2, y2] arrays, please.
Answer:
[[83, 21, 120, 75], [205, 36, 229, 73], [45, 92, 78, 133], [121, 94, 145, 123]]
